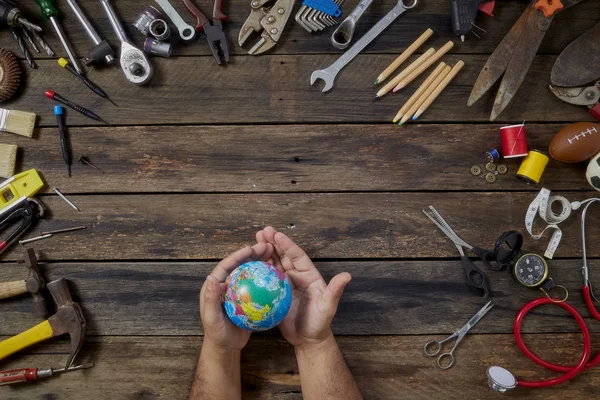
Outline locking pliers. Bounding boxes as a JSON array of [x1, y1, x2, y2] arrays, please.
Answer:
[[238, 0, 296, 55], [550, 81, 600, 121]]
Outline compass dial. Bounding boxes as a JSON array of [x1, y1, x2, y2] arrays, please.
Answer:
[[514, 253, 548, 287]]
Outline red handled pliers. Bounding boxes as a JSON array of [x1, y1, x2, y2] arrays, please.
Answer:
[[181, 0, 229, 65], [0, 198, 44, 254]]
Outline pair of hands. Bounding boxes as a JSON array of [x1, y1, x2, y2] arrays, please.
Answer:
[[200, 226, 352, 352]]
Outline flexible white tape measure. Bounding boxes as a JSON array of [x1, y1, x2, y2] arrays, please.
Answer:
[[525, 188, 572, 259]]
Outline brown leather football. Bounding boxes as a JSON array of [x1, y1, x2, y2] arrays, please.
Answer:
[[549, 122, 600, 163]]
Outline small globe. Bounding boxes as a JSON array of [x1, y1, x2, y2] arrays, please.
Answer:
[[223, 261, 292, 331]]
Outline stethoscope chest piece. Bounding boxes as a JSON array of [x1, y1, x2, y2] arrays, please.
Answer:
[[487, 366, 516, 392]]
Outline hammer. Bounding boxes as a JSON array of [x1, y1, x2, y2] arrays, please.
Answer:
[[0, 249, 48, 318], [0, 278, 87, 369]]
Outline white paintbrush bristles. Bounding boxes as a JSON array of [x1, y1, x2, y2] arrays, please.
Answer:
[[0, 108, 36, 137]]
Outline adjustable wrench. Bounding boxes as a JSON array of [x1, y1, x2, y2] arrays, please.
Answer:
[[155, 0, 196, 41], [311, 0, 418, 92], [99, 0, 153, 85]]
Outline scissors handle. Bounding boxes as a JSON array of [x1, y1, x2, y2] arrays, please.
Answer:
[[460, 255, 490, 298], [424, 340, 442, 356], [437, 352, 455, 369]]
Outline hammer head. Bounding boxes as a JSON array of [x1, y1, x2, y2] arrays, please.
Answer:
[[46, 278, 87, 369], [19, 248, 48, 318]]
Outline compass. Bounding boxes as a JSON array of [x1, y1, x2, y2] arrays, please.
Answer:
[[514, 253, 548, 287]]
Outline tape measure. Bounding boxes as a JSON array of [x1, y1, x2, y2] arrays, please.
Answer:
[[0, 169, 44, 212], [525, 188, 572, 259]]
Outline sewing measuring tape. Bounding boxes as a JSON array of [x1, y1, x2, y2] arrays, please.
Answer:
[[500, 124, 528, 158], [517, 150, 549, 184], [525, 188, 572, 259]]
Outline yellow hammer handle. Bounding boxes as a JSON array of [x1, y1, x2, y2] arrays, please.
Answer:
[[0, 320, 53, 361]]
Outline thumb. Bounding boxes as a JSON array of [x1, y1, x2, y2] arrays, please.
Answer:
[[322, 272, 351, 315], [201, 275, 224, 323]]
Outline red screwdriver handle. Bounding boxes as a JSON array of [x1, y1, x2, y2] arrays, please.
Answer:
[[181, 0, 209, 31], [213, 0, 227, 21], [0, 368, 38, 386]]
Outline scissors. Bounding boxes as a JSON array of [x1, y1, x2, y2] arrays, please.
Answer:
[[424, 301, 494, 369], [423, 205, 493, 298]]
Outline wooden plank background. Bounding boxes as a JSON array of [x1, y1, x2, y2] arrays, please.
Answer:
[[0, 0, 599, 399]]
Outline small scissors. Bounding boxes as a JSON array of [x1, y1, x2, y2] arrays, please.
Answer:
[[424, 301, 494, 369], [423, 205, 494, 298]]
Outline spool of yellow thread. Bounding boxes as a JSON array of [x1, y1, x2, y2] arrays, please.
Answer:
[[517, 150, 549, 184]]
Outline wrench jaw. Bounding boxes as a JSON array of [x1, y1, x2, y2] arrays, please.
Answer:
[[248, 32, 277, 55], [238, 10, 264, 47], [120, 43, 153, 85], [310, 70, 335, 93]]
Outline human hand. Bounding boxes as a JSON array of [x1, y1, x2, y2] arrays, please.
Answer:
[[200, 243, 274, 352], [256, 226, 351, 348]]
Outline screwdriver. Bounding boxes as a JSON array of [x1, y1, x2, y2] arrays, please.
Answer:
[[58, 58, 118, 107], [45, 90, 109, 125], [0, 363, 94, 386], [34, 0, 83, 74], [54, 105, 71, 177]]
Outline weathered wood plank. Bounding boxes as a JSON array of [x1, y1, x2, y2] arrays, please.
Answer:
[[7, 54, 593, 127], [3, 192, 598, 260], [0, 335, 598, 399], [6, 123, 591, 193], [0, 261, 597, 336], [2, 0, 597, 58]]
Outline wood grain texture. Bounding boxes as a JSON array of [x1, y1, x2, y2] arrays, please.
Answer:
[[0, 335, 598, 399], [0, 261, 598, 336], [6, 123, 592, 193], [1, 0, 597, 58], [3, 192, 598, 261], [6, 54, 594, 127]]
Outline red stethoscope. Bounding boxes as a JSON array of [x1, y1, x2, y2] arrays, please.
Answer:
[[487, 199, 600, 391]]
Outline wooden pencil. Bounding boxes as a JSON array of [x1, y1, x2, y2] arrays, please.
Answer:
[[392, 62, 446, 123], [398, 65, 451, 126], [412, 60, 465, 121], [375, 48, 435, 99], [375, 28, 433, 85], [392, 41, 454, 92]]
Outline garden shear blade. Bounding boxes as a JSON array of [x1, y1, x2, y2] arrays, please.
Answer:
[[239, 0, 296, 55], [467, 0, 584, 121], [550, 81, 600, 121], [182, 0, 229, 64]]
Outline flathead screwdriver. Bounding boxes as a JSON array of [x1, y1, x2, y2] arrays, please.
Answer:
[[34, 0, 83, 74], [45, 90, 109, 125], [0, 363, 94, 386]]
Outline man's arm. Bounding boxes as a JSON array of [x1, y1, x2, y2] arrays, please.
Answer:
[[295, 334, 362, 400], [189, 244, 274, 400], [190, 339, 242, 400]]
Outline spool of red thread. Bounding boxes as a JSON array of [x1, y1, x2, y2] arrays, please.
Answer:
[[500, 124, 528, 158]]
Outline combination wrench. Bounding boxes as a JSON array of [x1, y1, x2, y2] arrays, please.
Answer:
[[99, 0, 153, 85], [311, 0, 418, 92], [155, 0, 196, 41], [331, 0, 373, 50]]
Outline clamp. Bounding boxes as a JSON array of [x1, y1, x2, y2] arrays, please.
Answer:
[[238, 0, 296, 55], [182, 0, 230, 64], [550, 81, 600, 121]]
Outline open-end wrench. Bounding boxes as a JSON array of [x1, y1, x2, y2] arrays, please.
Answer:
[[155, 0, 196, 40], [99, 0, 153, 85], [311, 0, 418, 92]]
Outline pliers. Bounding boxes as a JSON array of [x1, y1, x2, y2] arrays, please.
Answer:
[[238, 0, 296, 55], [0, 198, 44, 254], [181, 0, 229, 64], [550, 81, 600, 121]]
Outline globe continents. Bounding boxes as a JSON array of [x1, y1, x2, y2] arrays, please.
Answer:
[[223, 261, 292, 331]]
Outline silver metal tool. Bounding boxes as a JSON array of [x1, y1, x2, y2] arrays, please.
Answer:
[[155, 0, 196, 41], [65, 0, 115, 66], [424, 301, 494, 369], [29, 29, 54, 56], [239, 0, 297, 55], [19, 234, 52, 245], [295, 0, 343, 33], [331, 0, 373, 49], [99, 0, 153, 85], [20, 226, 88, 245], [144, 38, 172, 57], [46, 14, 83, 74], [53, 188, 81, 212], [311, 0, 418, 92], [149, 19, 170, 40]]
